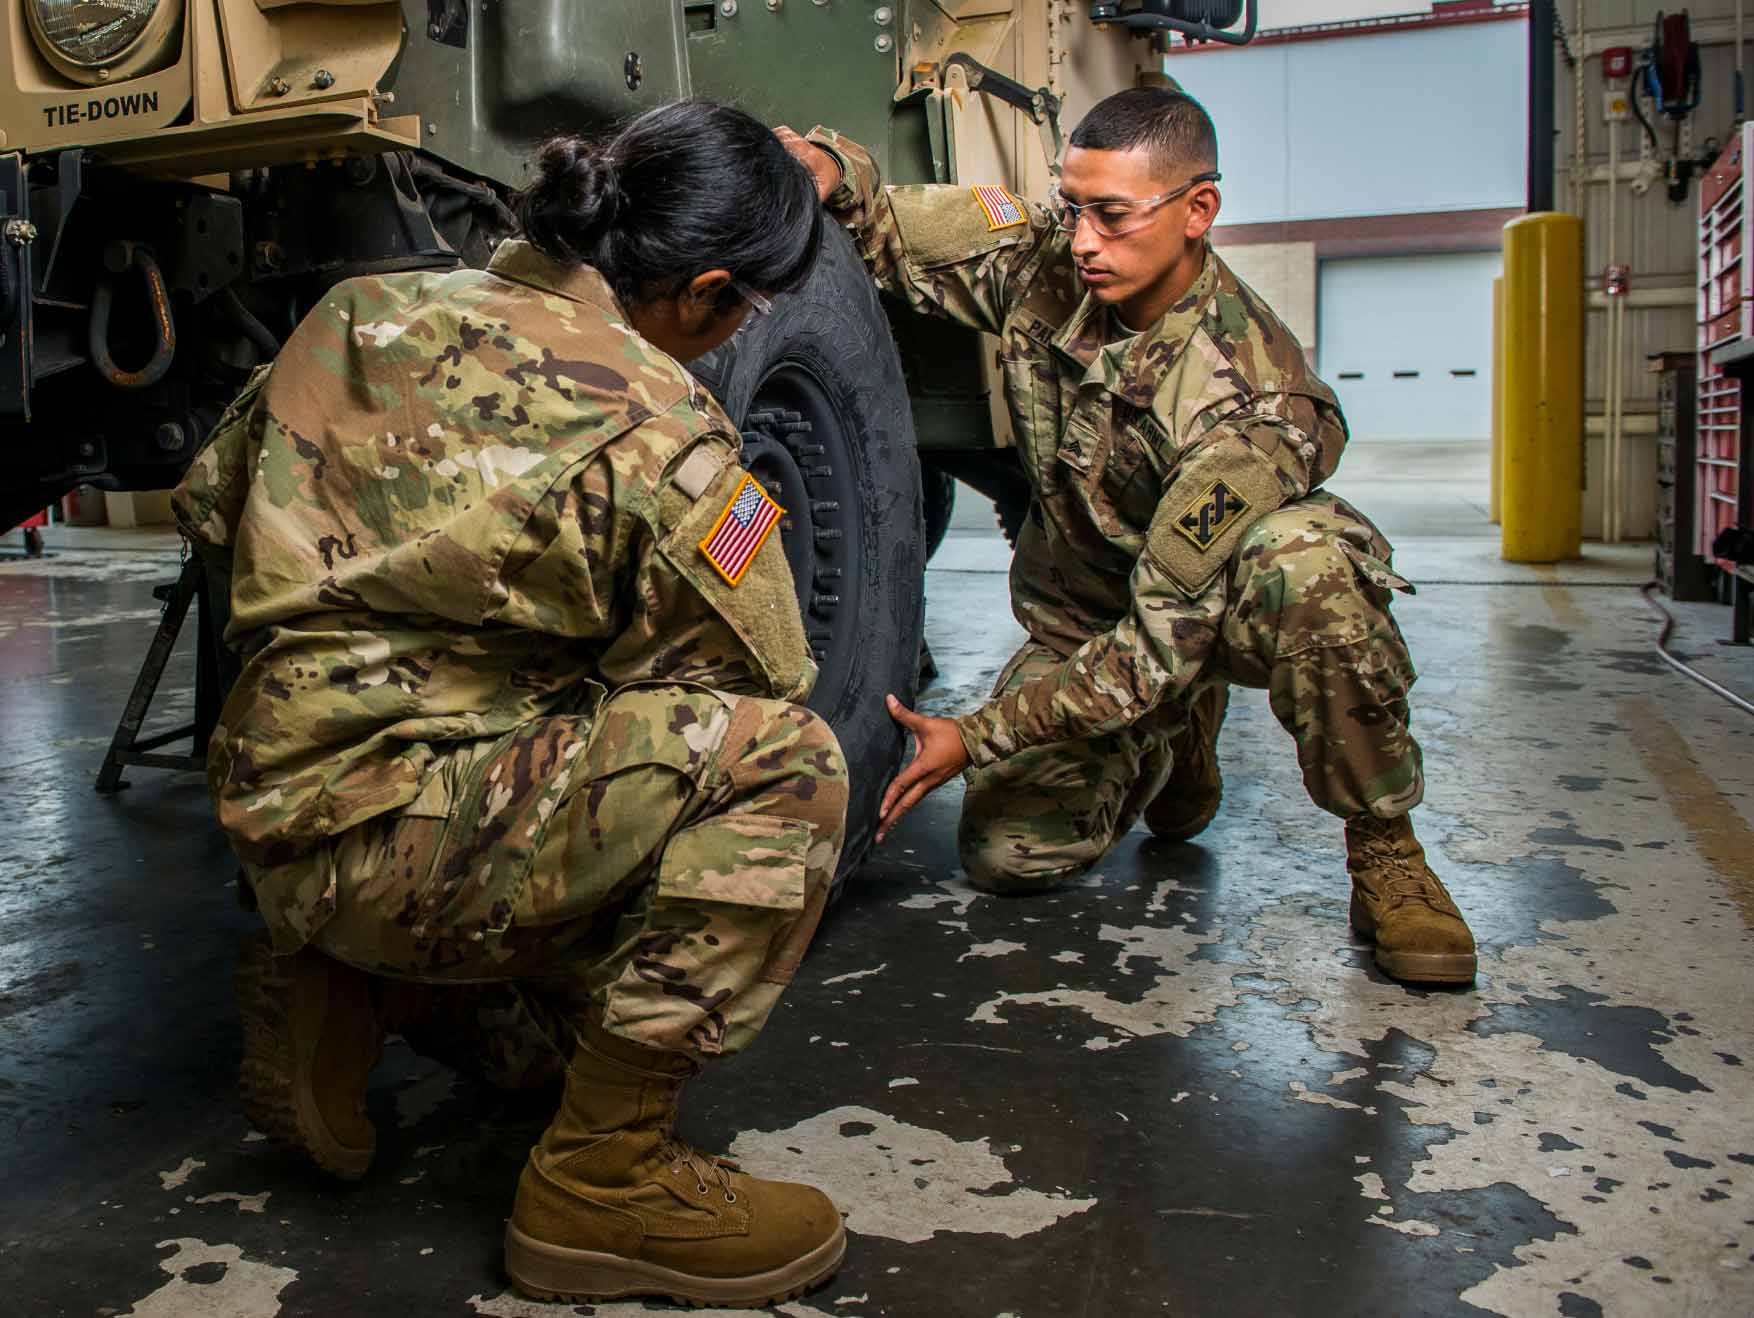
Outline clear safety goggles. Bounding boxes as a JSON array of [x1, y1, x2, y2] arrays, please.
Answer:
[[730, 278, 774, 338], [1048, 171, 1221, 238]]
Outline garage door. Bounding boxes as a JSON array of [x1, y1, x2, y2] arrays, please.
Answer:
[[1317, 251, 1501, 441]]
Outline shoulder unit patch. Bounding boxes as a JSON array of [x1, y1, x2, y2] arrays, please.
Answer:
[[971, 184, 1026, 231], [1173, 479, 1251, 551], [1147, 440, 1287, 598], [699, 471, 785, 587]]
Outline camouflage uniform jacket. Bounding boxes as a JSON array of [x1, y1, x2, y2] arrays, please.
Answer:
[[809, 129, 1351, 768], [173, 239, 813, 949]]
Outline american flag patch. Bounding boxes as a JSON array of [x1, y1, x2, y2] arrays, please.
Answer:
[[699, 472, 785, 587], [971, 184, 1025, 231]]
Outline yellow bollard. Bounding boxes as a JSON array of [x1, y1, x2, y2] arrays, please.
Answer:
[[1501, 212, 1583, 562], [1490, 275, 1504, 525]]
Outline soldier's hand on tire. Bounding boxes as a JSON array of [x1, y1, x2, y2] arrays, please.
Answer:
[[877, 694, 971, 844], [775, 125, 841, 204]]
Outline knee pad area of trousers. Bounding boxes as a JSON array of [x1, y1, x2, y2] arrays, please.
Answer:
[[957, 835, 1092, 895]]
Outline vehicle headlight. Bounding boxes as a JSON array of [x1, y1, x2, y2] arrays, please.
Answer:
[[27, 1, 183, 85]]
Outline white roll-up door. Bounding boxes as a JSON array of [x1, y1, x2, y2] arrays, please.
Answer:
[[1317, 251, 1501, 441]]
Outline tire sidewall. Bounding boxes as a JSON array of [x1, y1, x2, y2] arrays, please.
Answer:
[[691, 225, 925, 881]]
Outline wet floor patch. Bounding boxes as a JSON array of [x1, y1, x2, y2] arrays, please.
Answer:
[[2, 561, 1753, 1316]]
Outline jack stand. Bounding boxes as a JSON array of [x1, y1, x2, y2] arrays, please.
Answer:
[[95, 555, 226, 793]]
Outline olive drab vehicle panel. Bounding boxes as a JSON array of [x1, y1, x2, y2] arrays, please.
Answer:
[[387, 2, 692, 188], [0, 0, 1253, 882], [0, 0, 1234, 496]]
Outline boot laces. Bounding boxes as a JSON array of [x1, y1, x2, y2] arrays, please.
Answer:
[[1381, 864, 1433, 904], [1361, 833, 1446, 910], [660, 1136, 739, 1202]]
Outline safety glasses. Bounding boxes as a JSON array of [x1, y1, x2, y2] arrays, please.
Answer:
[[730, 278, 774, 337], [1048, 171, 1221, 239]]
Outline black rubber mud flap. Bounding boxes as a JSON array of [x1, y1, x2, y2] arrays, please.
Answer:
[[691, 225, 926, 888]]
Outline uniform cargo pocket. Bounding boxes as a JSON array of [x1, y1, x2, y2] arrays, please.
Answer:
[[1059, 412, 1158, 547], [1097, 422, 1163, 535], [1002, 337, 1061, 488], [408, 715, 593, 941], [654, 814, 809, 911], [602, 813, 812, 1056]]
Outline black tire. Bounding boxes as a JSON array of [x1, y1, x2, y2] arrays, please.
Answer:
[[691, 225, 925, 884], [921, 459, 957, 561]]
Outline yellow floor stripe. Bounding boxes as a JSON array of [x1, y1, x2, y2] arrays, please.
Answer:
[[1539, 573, 1587, 628], [1619, 694, 1754, 928]]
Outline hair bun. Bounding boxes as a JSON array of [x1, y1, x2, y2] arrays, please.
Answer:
[[521, 137, 622, 261], [566, 154, 622, 232], [515, 103, 822, 308]]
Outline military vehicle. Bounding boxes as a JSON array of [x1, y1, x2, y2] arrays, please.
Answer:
[[0, 0, 1254, 877]]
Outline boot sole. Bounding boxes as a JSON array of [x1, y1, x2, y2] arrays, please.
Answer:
[[1371, 947, 1477, 985], [503, 1220, 846, 1308], [1351, 900, 1477, 985], [235, 935, 376, 1181]]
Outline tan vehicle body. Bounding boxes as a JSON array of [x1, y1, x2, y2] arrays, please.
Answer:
[[2, 2, 1149, 184], [0, 0, 1221, 875], [0, 1, 413, 172]]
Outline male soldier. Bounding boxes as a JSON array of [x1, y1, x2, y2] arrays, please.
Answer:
[[173, 104, 849, 1305], [782, 87, 1476, 985]]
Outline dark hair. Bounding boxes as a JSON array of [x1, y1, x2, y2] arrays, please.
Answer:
[[517, 101, 823, 312], [1068, 88, 1218, 181]]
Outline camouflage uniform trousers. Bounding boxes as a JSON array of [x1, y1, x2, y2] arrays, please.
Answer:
[[310, 682, 848, 1078], [960, 492, 1422, 892]]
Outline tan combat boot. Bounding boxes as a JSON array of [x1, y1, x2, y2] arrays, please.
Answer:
[[504, 1018, 845, 1308], [234, 932, 384, 1180], [1144, 684, 1229, 842], [1346, 814, 1477, 985]]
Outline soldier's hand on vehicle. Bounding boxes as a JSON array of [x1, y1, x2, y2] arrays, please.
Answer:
[[877, 694, 970, 844], [775, 125, 841, 204]]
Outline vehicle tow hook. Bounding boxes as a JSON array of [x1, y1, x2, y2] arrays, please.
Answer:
[[89, 240, 177, 390]]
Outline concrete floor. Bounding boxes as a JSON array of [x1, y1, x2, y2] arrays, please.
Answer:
[[2, 451, 1753, 1317]]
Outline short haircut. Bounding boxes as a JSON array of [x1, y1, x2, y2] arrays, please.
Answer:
[[1068, 88, 1218, 181]]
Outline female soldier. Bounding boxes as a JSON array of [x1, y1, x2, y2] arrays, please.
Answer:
[[174, 102, 848, 1308]]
